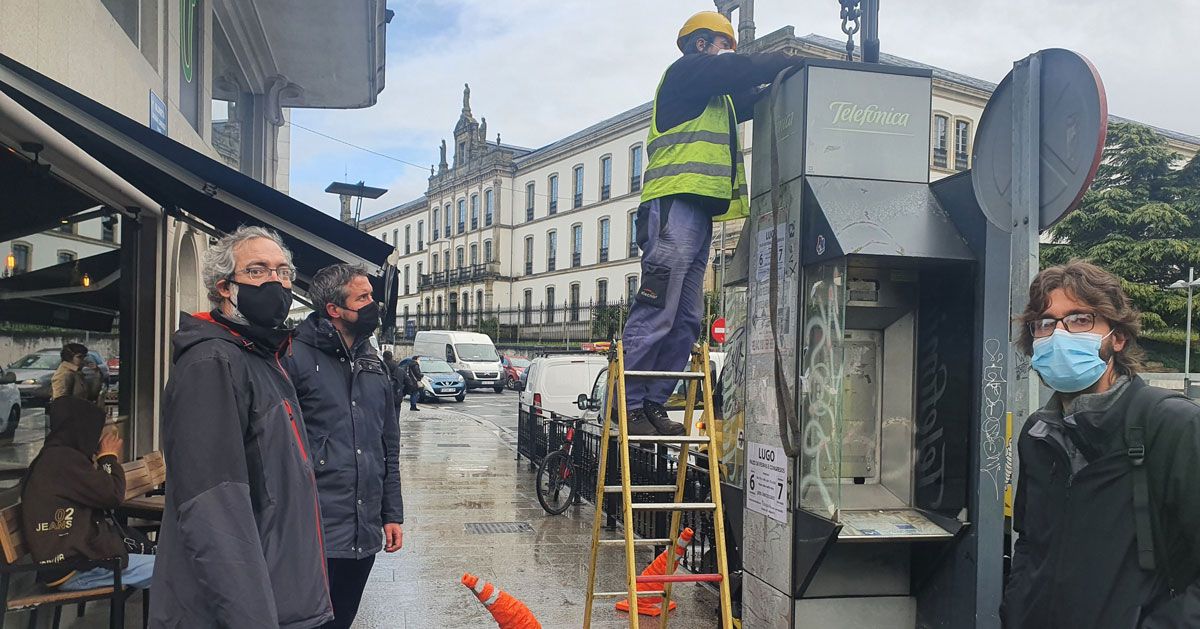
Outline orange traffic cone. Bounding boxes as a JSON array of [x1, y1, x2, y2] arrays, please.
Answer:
[[615, 528, 695, 616], [462, 573, 543, 629]]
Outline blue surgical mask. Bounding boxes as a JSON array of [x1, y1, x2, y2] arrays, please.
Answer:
[[1031, 329, 1112, 393]]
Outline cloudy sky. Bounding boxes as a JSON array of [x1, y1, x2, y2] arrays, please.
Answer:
[[288, 0, 1200, 219]]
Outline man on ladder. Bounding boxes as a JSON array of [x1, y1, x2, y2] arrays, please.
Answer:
[[622, 10, 801, 435]]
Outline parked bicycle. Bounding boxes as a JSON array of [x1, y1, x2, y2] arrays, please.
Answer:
[[536, 414, 585, 515]]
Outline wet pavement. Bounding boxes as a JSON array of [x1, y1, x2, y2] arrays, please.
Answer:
[[53, 398, 718, 628]]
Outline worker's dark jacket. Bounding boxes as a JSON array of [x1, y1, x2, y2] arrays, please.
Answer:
[[150, 311, 332, 629], [20, 397, 126, 585], [1003, 376, 1200, 628], [282, 314, 403, 560]]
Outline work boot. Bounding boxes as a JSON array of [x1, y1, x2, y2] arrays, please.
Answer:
[[643, 401, 686, 436], [616, 407, 658, 436]]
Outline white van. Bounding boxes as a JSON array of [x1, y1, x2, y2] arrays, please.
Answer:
[[412, 330, 504, 392], [518, 354, 608, 421]]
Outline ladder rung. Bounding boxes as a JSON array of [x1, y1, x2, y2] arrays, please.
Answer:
[[592, 590, 667, 598], [637, 573, 724, 584], [598, 538, 673, 546], [626, 435, 710, 444], [603, 485, 678, 493], [631, 502, 716, 512], [623, 370, 705, 379]]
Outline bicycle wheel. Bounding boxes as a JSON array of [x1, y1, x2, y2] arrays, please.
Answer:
[[536, 450, 577, 515]]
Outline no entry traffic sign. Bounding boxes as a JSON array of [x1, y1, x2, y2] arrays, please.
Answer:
[[711, 317, 727, 344]]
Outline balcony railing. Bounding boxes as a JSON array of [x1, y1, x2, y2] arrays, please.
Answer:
[[933, 147, 948, 169], [954, 151, 969, 171], [548, 257, 556, 272], [525, 261, 533, 275], [629, 242, 639, 257], [599, 247, 609, 263], [571, 252, 581, 268], [432, 229, 439, 240], [526, 207, 534, 222], [471, 217, 478, 230], [630, 175, 641, 193], [573, 193, 583, 208], [417, 262, 505, 290], [458, 221, 465, 233], [601, 184, 610, 200], [549, 200, 557, 214]]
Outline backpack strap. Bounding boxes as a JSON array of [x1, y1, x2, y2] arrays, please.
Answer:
[[1125, 384, 1186, 572]]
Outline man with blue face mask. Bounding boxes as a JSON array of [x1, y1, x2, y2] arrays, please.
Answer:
[[1002, 261, 1200, 629]]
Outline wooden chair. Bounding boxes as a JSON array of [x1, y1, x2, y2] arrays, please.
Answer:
[[0, 503, 133, 629]]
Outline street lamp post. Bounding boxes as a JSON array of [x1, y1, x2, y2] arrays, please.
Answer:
[[1169, 267, 1200, 393]]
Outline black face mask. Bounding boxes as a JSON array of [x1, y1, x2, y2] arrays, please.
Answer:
[[343, 301, 381, 336], [231, 280, 293, 329]]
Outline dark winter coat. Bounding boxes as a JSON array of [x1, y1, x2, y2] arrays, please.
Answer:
[[404, 360, 423, 395], [1003, 376, 1200, 629], [149, 311, 333, 629], [282, 314, 403, 560], [20, 397, 126, 585]]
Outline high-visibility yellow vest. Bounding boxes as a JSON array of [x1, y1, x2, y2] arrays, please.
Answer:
[[640, 71, 749, 222]]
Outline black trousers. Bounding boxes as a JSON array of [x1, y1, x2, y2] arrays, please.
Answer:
[[321, 555, 376, 629]]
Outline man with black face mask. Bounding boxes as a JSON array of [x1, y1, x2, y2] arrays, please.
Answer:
[[282, 263, 404, 629], [152, 226, 333, 628]]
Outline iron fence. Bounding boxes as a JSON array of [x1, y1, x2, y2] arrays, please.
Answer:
[[399, 299, 635, 346], [516, 407, 720, 576]]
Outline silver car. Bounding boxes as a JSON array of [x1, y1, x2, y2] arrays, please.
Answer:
[[0, 364, 22, 437]]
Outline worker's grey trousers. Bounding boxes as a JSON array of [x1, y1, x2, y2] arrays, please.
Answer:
[[621, 196, 713, 410]]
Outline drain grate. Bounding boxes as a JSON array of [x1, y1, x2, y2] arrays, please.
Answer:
[[465, 521, 534, 535], [437, 443, 472, 448]]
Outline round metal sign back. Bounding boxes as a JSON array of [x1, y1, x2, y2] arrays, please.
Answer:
[[972, 49, 1107, 231]]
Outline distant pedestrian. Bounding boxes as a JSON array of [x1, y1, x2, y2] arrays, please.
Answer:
[[152, 225, 332, 627], [282, 263, 404, 629], [404, 356, 424, 411], [50, 343, 90, 401], [1002, 261, 1200, 628]]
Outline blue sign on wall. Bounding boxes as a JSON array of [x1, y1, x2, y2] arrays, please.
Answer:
[[149, 90, 167, 134], [404, 320, 416, 340]]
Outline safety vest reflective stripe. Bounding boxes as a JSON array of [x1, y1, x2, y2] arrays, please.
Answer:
[[643, 161, 734, 183], [647, 130, 731, 157]]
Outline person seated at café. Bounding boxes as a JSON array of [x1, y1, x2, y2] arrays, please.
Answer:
[[20, 397, 154, 590]]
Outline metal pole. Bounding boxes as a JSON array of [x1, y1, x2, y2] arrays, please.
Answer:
[[1186, 267, 1194, 393], [861, 0, 880, 63], [719, 223, 726, 320]]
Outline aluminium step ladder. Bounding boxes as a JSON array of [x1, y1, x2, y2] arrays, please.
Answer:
[[583, 340, 734, 629]]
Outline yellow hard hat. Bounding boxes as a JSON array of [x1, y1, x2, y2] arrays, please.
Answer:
[[677, 11, 737, 53]]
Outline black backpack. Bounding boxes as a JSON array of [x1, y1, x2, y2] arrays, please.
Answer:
[[1126, 385, 1191, 590]]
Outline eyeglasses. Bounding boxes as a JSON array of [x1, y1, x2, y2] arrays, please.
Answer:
[[234, 265, 295, 281], [1028, 312, 1096, 338]]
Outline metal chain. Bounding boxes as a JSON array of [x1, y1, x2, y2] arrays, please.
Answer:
[[839, 0, 862, 61]]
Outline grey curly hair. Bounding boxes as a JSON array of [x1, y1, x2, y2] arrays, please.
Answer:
[[201, 225, 293, 307]]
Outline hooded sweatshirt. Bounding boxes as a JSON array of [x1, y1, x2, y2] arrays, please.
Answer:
[[20, 397, 126, 585]]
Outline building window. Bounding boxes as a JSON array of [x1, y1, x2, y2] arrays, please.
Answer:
[[933, 114, 949, 169], [484, 189, 494, 227], [456, 246, 464, 269], [403, 305, 409, 323], [470, 243, 478, 266], [404, 226, 411, 255], [548, 174, 559, 214], [547, 231, 558, 272], [626, 275, 639, 302], [525, 182, 535, 222], [101, 218, 116, 242], [179, 0, 200, 130], [476, 290, 484, 314], [523, 290, 533, 324], [955, 120, 971, 171], [573, 165, 584, 208], [433, 255, 439, 273], [524, 236, 534, 275], [470, 194, 479, 230], [417, 221, 424, 250], [546, 286, 556, 323], [436, 295, 443, 325], [444, 251, 450, 273], [569, 283, 581, 322], [630, 144, 643, 193], [571, 224, 583, 268], [433, 208, 440, 240], [628, 210, 639, 257], [598, 217, 610, 263], [417, 261, 423, 281], [484, 239, 493, 263], [597, 279, 608, 306], [600, 155, 612, 201], [458, 199, 466, 234], [462, 291, 470, 325], [390, 229, 397, 249], [58, 250, 77, 265], [9, 243, 30, 274], [404, 265, 410, 295], [444, 203, 452, 236]]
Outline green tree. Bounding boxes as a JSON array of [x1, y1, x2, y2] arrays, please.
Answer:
[[1044, 122, 1200, 330]]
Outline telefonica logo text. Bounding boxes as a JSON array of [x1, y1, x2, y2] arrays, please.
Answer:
[[828, 102, 912, 128]]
